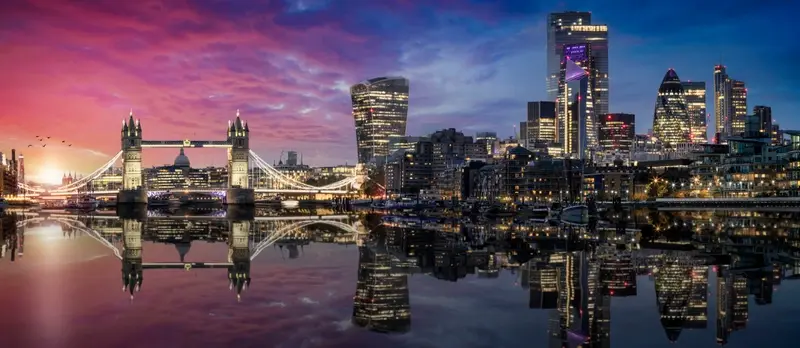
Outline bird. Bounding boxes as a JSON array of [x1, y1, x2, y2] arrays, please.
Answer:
[[39, 139, 43, 141], [47, 136, 51, 139], [62, 140, 66, 143], [27, 145, 32, 147], [42, 144, 47, 147], [68, 144, 72, 147]]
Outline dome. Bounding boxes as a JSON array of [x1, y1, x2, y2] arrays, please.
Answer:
[[174, 148, 190, 168]]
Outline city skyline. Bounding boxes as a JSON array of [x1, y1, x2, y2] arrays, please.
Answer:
[[0, 0, 796, 178]]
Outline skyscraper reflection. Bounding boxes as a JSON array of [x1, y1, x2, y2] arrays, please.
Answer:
[[352, 230, 411, 333]]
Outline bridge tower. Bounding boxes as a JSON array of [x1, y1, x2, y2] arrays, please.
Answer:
[[121, 219, 143, 300], [227, 219, 251, 301], [226, 110, 254, 205], [118, 112, 147, 204]]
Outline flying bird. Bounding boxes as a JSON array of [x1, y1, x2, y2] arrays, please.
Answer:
[[42, 144, 47, 147], [27, 145, 32, 147], [39, 139, 43, 141], [68, 144, 72, 147], [47, 136, 51, 139], [62, 140, 66, 143]]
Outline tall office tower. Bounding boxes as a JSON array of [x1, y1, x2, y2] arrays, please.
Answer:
[[730, 80, 747, 137], [653, 69, 691, 146], [753, 105, 772, 137], [713, 66, 747, 141], [286, 151, 298, 166], [519, 121, 528, 148], [713, 65, 730, 141], [559, 44, 595, 159], [598, 113, 635, 161], [351, 76, 410, 164], [527, 101, 558, 147], [681, 81, 707, 144], [548, 12, 609, 119]]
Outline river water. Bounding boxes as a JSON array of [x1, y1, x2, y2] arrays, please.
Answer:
[[0, 208, 797, 348]]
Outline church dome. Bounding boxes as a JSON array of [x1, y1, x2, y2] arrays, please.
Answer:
[[174, 148, 190, 168]]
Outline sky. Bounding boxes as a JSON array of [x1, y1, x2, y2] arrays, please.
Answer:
[[0, 0, 798, 181]]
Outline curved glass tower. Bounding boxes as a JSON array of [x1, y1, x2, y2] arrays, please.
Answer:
[[351, 77, 409, 164], [653, 69, 691, 146]]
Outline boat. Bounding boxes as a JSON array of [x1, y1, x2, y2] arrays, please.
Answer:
[[560, 204, 589, 224], [281, 199, 300, 209], [66, 196, 99, 211]]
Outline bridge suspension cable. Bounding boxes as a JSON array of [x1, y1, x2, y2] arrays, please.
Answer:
[[248, 150, 356, 190], [52, 218, 123, 260], [249, 220, 365, 261], [18, 151, 124, 193]]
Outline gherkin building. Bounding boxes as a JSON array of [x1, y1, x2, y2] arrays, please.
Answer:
[[653, 69, 691, 146]]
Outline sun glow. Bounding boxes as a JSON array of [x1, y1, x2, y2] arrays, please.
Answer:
[[36, 168, 65, 185]]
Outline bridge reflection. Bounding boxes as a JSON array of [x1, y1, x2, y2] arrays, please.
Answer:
[[11, 209, 368, 302]]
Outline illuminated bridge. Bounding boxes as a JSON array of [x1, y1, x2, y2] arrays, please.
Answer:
[[18, 212, 375, 301], [17, 111, 369, 202]]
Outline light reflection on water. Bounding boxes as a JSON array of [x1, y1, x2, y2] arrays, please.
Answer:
[[0, 208, 798, 348]]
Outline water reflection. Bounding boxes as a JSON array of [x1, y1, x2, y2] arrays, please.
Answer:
[[0, 208, 798, 347]]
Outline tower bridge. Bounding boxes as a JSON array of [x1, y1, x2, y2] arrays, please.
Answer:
[[40, 213, 372, 301], [17, 110, 369, 202]]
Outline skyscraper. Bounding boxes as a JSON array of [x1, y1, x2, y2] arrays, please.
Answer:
[[351, 76, 410, 164], [547, 12, 609, 119], [753, 105, 772, 138], [730, 80, 748, 137], [713, 65, 729, 141], [598, 113, 635, 160], [653, 69, 691, 146], [681, 81, 707, 144], [713, 66, 747, 141], [559, 44, 595, 159], [526, 101, 558, 147]]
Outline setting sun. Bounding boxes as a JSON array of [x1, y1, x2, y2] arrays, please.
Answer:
[[36, 168, 64, 185]]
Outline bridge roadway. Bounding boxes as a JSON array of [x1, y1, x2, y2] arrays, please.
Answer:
[[29, 188, 350, 197], [40, 213, 352, 221], [140, 140, 232, 148]]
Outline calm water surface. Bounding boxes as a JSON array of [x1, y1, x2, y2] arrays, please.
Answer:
[[0, 208, 798, 348]]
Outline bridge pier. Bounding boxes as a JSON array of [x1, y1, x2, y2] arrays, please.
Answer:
[[117, 188, 148, 205]]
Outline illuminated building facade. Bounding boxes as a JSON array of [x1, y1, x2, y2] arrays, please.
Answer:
[[713, 66, 747, 142], [653, 69, 691, 146], [475, 132, 498, 156], [351, 76, 410, 165], [559, 44, 595, 159], [681, 81, 707, 144], [0, 149, 18, 197], [144, 149, 228, 190], [730, 80, 748, 137], [752, 106, 772, 137], [526, 101, 558, 150], [598, 113, 635, 162], [547, 12, 609, 119], [352, 244, 411, 333]]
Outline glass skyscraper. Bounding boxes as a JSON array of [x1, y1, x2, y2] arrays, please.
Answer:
[[653, 69, 691, 146], [547, 12, 609, 120], [681, 81, 707, 144], [351, 76, 410, 164], [713, 65, 747, 142]]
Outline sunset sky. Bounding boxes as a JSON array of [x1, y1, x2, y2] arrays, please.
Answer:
[[0, 0, 797, 181]]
